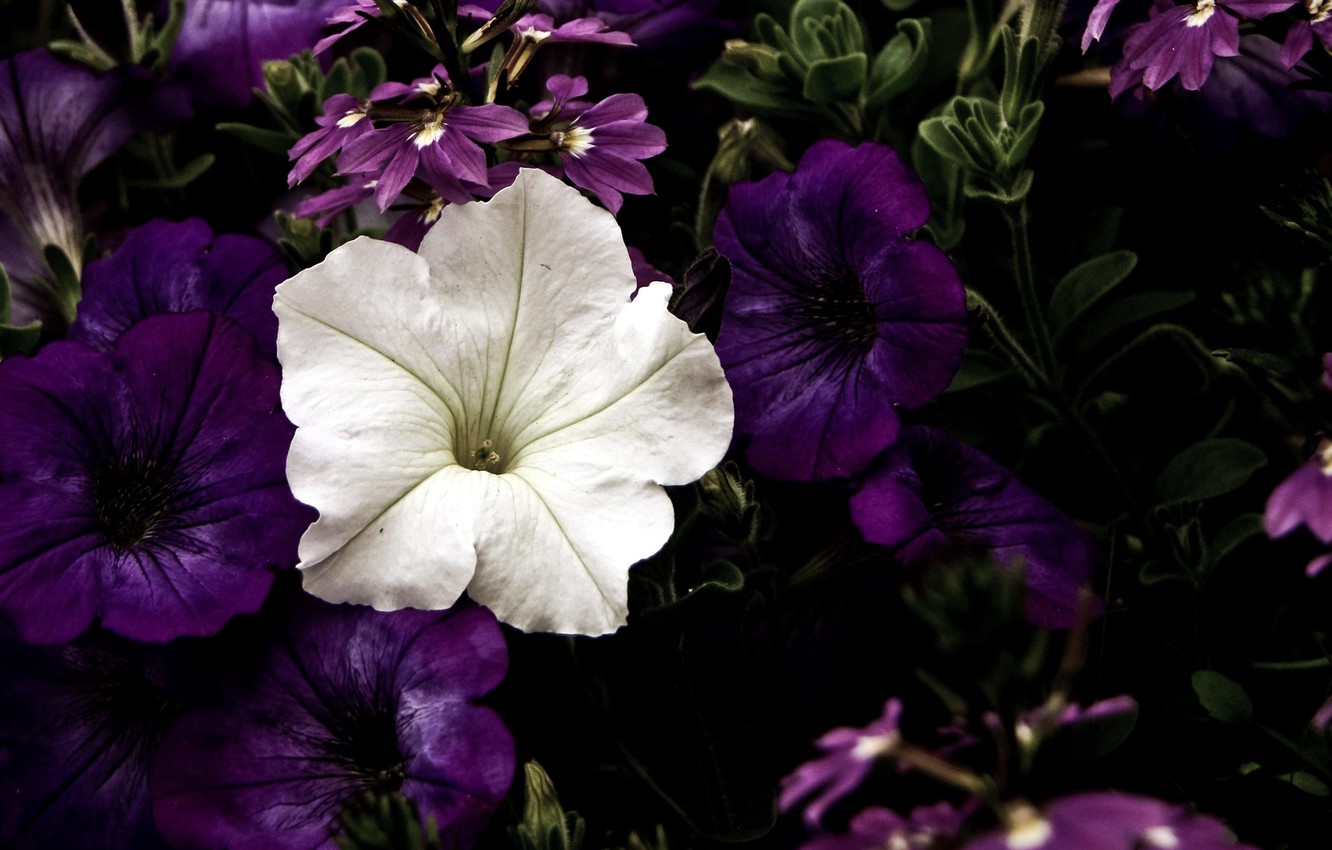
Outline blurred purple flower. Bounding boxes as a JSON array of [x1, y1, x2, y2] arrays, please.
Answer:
[[0, 633, 178, 849], [170, 0, 349, 107], [0, 50, 189, 326], [590, 0, 741, 49], [780, 699, 903, 828], [151, 597, 513, 850], [1313, 696, 1332, 731], [69, 219, 288, 358], [1111, 0, 1296, 94], [1264, 437, 1332, 575], [294, 176, 377, 225], [314, 0, 397, 54], [1279, 2, 1332, 67], [848, 426, 1105, 628], [712, 141, 968, 481], [961, 792, 1257, 850], [0, 312, 310, 644], [802, 803, 966, 850], [498, 14, 635, 84]]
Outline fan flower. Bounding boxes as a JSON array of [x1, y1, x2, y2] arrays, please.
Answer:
[[1281, 0, 1332, 67], [712, 140, 968, 481], [0, 49, 189, 326], [961, 792, 1257, 850], [151, 596, 513, 850], [0, 312, 311, 644], [780, 699, 904, 828], [274, 168, 733, 635], [1264, 437, 1332, 575], [69, 218, 289, 358], [848, 426, 1105, 628], [801, 804, 966, 850]]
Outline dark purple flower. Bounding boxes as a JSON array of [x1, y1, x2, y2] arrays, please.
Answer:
[[0, 312, 310, 644], [314, 0, 394, 54], [961, 792, 1257, 850], [1279, 4, 1332, 67], [151, 597, 513, 850], [1264, 438, 1332, 575], [170, 0, 349, 107], [294, 176, 377, 225], [289, 94, 375, 186], [1082, 0, 1124, 50], [69, 219, 289, 358], [0, 632, 179, 849], [0, 50, 189, 326], [1112, 0, 1296, 94], [802, 803, 965, 850], [780, 699, 903, 827], [712, 140, 968, 481], [848, 426, 1105, 628], [589, 0, 741, 49]]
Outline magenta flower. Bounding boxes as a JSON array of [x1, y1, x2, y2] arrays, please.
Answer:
[[0, 312, 310, 644], [151, 596, 513, 850], [1264, 437, 1332, 575], [712, 140, 968, 481], [961, 792, 1257, 850], [780, 699, 904, 827], [801, 804, 966, 850], [1112, 0, 1296, 94]]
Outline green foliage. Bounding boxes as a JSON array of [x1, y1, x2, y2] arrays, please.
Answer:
[[865, 19, 930, 109], [1192, 670, 1254, 726], [1153, 439, 1268, 506], [333, 793, 442, 850], [508, 762, 585, 850], [1046, 251, 1138, 333]]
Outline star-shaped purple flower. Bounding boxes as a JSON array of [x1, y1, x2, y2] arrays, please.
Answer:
[[1264, 437, 1332, 576], [712, 140, 968, 481], [151, 596, 513, 850], [848, 426, 1105, 628], [69, 219, 289, 358], [780, 699, 904, 828], [0, 312, 311, 644]]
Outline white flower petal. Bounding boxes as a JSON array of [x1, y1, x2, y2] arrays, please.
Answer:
[[273, 169, 734, 634]]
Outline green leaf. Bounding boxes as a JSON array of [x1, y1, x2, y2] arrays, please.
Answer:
[[1154, 439, 1267, 506], [865, 19, 930, 109], [218, 123, 297, 156], [945, 348, 1016, 392], [802, 54, 867, 103], [1047, 250, 1137, 332], [1192, 670, 1253, 725], [1280, 772, 1331, 797], [1050, 700, 1139, 762], [1139, 558, 1188, 586], [1063, 290, 1194, 353], [881, 0, 921, 9], [692, 62, 816, 120], [1208, 513, 1264, 569], [124, 153, 217, 189]]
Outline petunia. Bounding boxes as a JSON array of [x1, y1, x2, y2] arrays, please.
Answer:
[[712, 140, 968, 481], [274, 168, 733, 635], [151, 595, 513, 850], [848, 426, 1105, 628], [0, 49, 189, 326], [0, 312, 311, 644], [169, 0, 350, 107], [0, 631, 180, 849], [779, 699, 904, 828], [69, 219, 289, 358], [961, 792, 1257, 850]]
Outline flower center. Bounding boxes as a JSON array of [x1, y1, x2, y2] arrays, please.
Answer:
[[801, 270, 880, 353], [1141, 826, 1180, 849], [414, 108, 448, 148], [555, 126, 595, 157], [1311, 0, 1332, 23], [1186, 0, 1216, 26], [472, 439, 502, 471], [1003, 803, 1052, 850], [323, 702, 408, 796], [93, 450, 180, 549], [336, 107, 367, 129], [1319, 439, 1332, 476]]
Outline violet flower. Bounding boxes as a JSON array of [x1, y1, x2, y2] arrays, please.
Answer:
[[780, 699, 904, 827], [288, 93, 375, 187], [498, 14, 634, 84], [801, 804, 965, 850], [1263, 437, 1332, 575], [0, 312, 311, 644], [848, 426, 1105, 628], [170, 0, 349, 107], [0, 632, 179, 849], [314, 0, 401, 54], [961, 792, 1257, 850], [69, 219, 289, 358], [0, 50, 189, 326], [1280, 0, 1332, 67], [1111, 0, 1296, 94], [712, 140, 968, 481], [151, 597, 514, 850]]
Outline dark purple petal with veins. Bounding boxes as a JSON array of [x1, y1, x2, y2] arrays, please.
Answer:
[[171, 0, 349, 107], [713, 140, 968, 481], [0, 312, 310, 644], [70, 219, 288, 357], [849, 426, 1105, 628], [151, 597, 513, 850]]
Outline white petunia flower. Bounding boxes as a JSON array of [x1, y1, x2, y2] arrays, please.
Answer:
[[274, 169, 733, 635]]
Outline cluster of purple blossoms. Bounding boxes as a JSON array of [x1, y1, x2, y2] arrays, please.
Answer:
[[1263, 353, 1332, 576]]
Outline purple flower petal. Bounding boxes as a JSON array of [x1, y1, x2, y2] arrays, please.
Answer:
[[69, 219, 289, 358], [780, 699, 904, 827], [1263, 441, 1332, 543], [151, 596, 513, 850], [0, 312, 311, 644], [713, 140, 968, 481]]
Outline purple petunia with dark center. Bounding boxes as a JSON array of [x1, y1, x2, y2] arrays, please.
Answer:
[[69, 218, 289, 358], [712, 140, 968, 481], [848, 426, 1105, 628], [0, 311, 311, 644], [150, 596, 514, 850]]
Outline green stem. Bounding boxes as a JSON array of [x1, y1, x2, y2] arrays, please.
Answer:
[[967, 288, 1045, 386], [1003, 203, 1057, 381], [1253, 657, 1332, 672]]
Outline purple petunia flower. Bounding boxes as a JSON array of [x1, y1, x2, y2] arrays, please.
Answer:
[[712, 140, 968, 481], [69, 219, 289, 358], [801, 803, 966, 850], [151, 596, 513, 850], [848, 426, 1105, 628], [0, 631, 179, 849], [0, 312, 311, 644], [961, 792, 1257, 850], [0, 50, 189, 326], [170, 0, 350, 107], [1111, 0, 1296, 94], [780, 699, 904, 827]]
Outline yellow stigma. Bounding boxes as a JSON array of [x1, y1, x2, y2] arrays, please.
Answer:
[[1186, 0, 1216, 26], [555, 126, 594, 157], [414, 109, 448, 148]]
